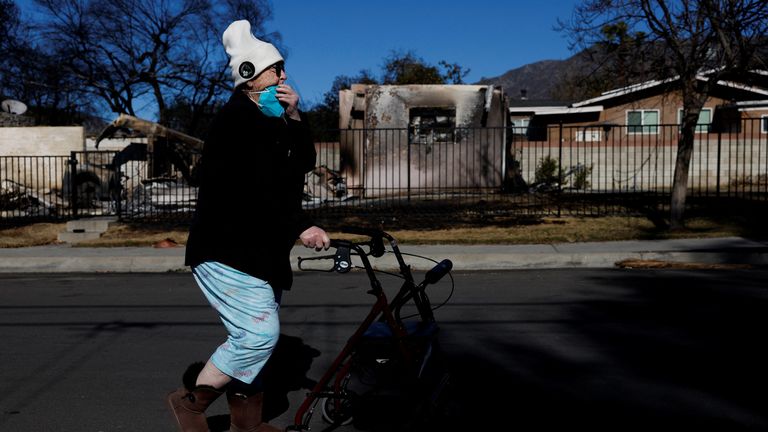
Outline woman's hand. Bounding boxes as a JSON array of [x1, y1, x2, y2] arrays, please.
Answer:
[[300, 226, 330, 251], [276, 84, 301, 121]]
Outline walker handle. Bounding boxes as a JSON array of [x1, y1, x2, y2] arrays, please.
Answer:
[[423, 259, 453, 285]]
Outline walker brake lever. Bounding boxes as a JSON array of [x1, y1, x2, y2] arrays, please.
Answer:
[[334, 245, 352, 273]]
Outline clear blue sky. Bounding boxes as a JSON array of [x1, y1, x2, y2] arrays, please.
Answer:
[[271, 0, 581, 106]]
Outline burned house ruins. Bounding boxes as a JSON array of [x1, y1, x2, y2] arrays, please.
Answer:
[[336, 84, 508, 200]]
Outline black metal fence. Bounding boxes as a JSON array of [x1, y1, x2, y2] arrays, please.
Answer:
[[0, 150, 198, 223], [1, 118, 766, 224], [307, 119, 767, 216], [0, 154, 70, 220]]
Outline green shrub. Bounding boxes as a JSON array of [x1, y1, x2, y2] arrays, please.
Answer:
[[571, 164, 593, 190], [534, 155, 565, 187]]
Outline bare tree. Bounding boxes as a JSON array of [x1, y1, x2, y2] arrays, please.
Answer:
[[1, 0, 26, 98], [28, 0, 279, 132], [1, 1, 85, 124], [560, 0, 767, 228], [0, 0, 19, 55], [439, 60, 471, 84]]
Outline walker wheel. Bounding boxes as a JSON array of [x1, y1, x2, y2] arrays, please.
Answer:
[[320, 395, 355, 425]]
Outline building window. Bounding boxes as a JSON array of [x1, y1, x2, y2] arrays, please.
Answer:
[[409, 107, 456, 144], [575, 129, 601, 142], [678, 108, 712, 133], [510, 118, 530, 135], [762, 115, 768, 134], [627, 109, 659, 134]]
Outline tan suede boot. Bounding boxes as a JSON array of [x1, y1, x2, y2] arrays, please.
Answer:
[[228, 391, 282, 432], [167, 385, 224, 432]]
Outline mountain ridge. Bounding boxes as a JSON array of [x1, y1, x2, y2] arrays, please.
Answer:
[[476, 52, 593, 102]]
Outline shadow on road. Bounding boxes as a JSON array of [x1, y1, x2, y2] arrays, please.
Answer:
[[185, 270, 767, 432], [432, 270, 767, 431], [207, 334, 321, 431]]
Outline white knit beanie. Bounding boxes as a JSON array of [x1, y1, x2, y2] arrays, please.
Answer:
[[223, 20, 284, 88]]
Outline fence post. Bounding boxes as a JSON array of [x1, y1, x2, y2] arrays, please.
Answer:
[[716, 130, 722, 198], [115, 162, 123, 220], [558, 123, 563, 217], [407, 126, 412, 203], [68, 151, 78, 219]]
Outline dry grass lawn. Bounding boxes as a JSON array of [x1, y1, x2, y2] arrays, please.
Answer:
[[0, 215, 750, 248]]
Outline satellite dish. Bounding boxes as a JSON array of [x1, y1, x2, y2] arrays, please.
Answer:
[[1, 99, 28, 115]]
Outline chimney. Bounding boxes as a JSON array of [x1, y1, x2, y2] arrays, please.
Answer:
[[520, 89, 528, 101]]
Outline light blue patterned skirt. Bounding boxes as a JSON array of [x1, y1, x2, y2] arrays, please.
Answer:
[[192, 261, 280, 384]]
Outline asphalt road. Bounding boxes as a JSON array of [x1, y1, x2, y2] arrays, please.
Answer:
[[1, 269, 767, 432]]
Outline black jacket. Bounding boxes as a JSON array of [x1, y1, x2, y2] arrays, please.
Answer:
[[185, 90, 316, 290]]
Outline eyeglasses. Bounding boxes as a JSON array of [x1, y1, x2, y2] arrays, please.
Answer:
[[269, 62, 285, 76]]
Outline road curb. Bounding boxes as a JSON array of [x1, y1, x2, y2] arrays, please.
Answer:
[[0, 243, 765, 273]]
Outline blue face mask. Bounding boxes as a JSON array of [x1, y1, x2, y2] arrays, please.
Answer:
[[248, 85, 285, 117]]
